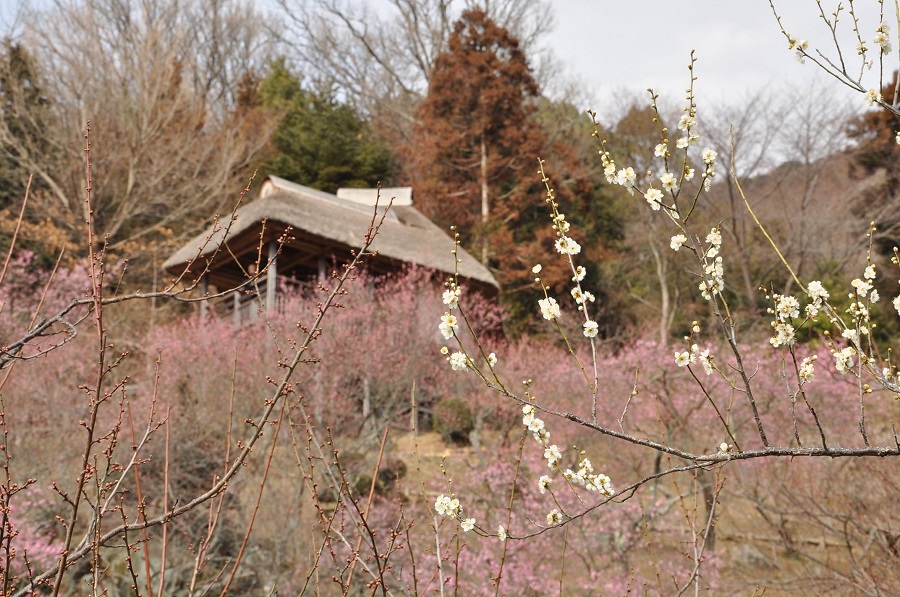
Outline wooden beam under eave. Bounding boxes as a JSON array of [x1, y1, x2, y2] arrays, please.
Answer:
[[200, 274, 209, 318], [266, 242, 277, 313]]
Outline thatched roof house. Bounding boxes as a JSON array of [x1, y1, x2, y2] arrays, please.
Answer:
[[163, 176, 497, 322]]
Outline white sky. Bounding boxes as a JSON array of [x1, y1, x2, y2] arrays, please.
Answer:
[[0, 0, 889, 117], [540, 1, 886, 120]]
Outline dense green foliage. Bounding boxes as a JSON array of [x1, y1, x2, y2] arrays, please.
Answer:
[[256, 59, 394, 193]]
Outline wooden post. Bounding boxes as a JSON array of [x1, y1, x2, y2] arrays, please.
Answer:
[[267, 242, 277, 312], [410, 382, 417, 436], [200, 275, 209, 319], [317, 254, 327, 284], [362, 377, 371, 419], [232, 289, 241, 327]]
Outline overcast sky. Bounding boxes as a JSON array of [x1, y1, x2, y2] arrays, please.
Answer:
[[0, 0, 888, 117], [540, 1, 885, 119]]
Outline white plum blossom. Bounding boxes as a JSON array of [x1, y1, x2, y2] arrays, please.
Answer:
[[865, 89, 882, 106], [698, 227, 725, 300], [851, 278, 873, 298], [439, 313, 459, 340], [497, 525, 507, 542], [544, 444, 562, 468], [702, 148, 717, 165], [487, 352, 498, 367], [563, 458, 614, 495], [552, 213, 571, 233], [583, 320, 599, 338], [799, 356, 817, 383], [833, 346, 856, 374], [442, 285, 461, 309], [539, 297, 561, 320], [538, 475, 552, 494], [807, 280, 829, 301], [894, 294, 900, 317], [875, 22, 892, 54], [546, 509, 563, 525], [573, 266, 586, 283], [616, 167, 637, 194], [864, 264, 876, 280], [461, 518, 475, 532], [571, 287, 595, 305], [806, 280, 829, 317], [770, 321, 796, 347], [788, 36, 809, 62], [678, 113, 696, 131], [448, 352, 468, 371], [660, 172, 678, 193], [654, 142, 668, 157], [522, 404, 536, 425], [674, 351, 692, 367], [775, 295, 800, 320], [555, 237, 581, 255], [687, 343, 714, 375], [434, 494, 462, 518], [645, 187, 664, 210], [841, 328, 859, 342], [676, 137, 688, 149], [670, 234, 687, 251], [768, 293, 800, 347], [533, 428, 550, 446], [532, 264, 542, 274]]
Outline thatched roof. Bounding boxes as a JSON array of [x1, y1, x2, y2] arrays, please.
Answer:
[[163, 176, 497, 289]]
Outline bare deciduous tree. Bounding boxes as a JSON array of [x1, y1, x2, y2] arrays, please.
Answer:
[[274, 0, 554, 142], [0, 0, 277, 251]]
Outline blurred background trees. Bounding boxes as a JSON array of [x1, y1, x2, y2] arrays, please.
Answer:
[[0, 0, 886, 336]]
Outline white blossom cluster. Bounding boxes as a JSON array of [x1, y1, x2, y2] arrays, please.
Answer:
[[698, 227, 724, 300], [674, 343, 714, 375], [522, 404, 552, 449], [825, 264, 880, 374], [434, 494, 475, 533], [440, 347, 468, 371], [700, 147, 717, 192], [555, 236, 581, 256], [798, 355, 817, 383], [676, 111, 700, 149], [806, 280, 830, 317], [875, 22, 892, 54], [787, 35, 809, 63], [571, 284, 600, 337], [865, 88, 882, 106], [522, 404, 614, 505], [439, 312, 459, 340], [546, 509, 563, 526], [442, 283, 461, 310], [833, 346, 856, 374], [538, 296, 561, 320], [844, 264, 878, 343], [766, 280, 830, 349], [552, 212, 581, 256], [562, 457, 614, 496], [536, 209, 598, 338], [768, 294, 799, 348]]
